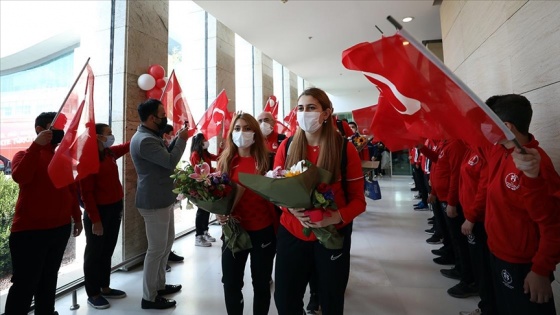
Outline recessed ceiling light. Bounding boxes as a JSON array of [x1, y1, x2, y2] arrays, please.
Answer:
[[402, 16, 414, 23]]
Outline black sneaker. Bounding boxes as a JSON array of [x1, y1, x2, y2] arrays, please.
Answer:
[[424, 227, 435, 234], [411, 187, 419, 191], [426, 235, 442, 244], [431, 247, 451, 256], [433, 256, 455, 265], [141, 296, 176, 309], [440, 267, 461, 280], [157, 284, 182, 296], [306, 293, 319, 314], [447, 282, 478, 298], [168, 251, 184, 262]]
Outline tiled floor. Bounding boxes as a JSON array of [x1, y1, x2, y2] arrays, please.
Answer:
[[51, 177, 479, 315]]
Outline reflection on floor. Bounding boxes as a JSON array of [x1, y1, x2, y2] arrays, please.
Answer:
[[51, 177, 479, 315]]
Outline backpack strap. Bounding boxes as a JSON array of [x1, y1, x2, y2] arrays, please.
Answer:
[[277, 133, 286, 146], [340, 137, 348, 203]]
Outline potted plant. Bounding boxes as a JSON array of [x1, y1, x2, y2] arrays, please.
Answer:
[[0, 174, 18, 280]]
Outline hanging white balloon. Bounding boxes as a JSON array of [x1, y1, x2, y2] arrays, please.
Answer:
[[137, 73, 156, 91]]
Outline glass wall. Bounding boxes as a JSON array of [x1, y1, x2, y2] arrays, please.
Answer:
[[0, 0, 114, 307], [168, 0, 211, 234], [235, 35, 254, 115]]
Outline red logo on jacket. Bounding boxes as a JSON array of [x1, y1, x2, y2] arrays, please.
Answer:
[[504, 173, 520, 191], [468, 155, 479, 166]]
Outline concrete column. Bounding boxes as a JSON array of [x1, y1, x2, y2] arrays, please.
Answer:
[[253, 48, 274, 114], [120, 0, 169, 260], [208, 18, 236, 113]]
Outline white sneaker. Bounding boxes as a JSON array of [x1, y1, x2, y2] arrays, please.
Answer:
[[195, 235, 211, 247], [203, 231, 216, 242], [459, 309, 481, 315]]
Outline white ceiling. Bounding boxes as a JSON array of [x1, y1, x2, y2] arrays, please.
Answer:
[[193, 0, 443, 111]]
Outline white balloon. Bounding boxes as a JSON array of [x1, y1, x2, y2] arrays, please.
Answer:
[[138, 74, 156, 91]]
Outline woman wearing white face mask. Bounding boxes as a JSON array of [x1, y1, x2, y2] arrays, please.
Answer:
[[190, 133, 219, 247], [216, 113, 277, 315], [273, 88, 366, 315], [79, 123, 130, 309]]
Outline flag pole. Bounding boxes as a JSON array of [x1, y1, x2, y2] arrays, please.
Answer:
[[386, 16, 518, 147], [159, 69, 174, 102], [52, 57, 91, 128]]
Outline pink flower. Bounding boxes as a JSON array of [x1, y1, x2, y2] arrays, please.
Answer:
[[176, 193, 186, 201], [189, 162, 211, 185]]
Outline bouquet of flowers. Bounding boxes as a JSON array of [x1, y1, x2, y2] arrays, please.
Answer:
[[171, 162, 235, 214], [239, 160, 343, 249], [171, 162, 251, 253], [302, 183, 344, 249], [239, 160, 331, 208], [351, 135, 368, 152]]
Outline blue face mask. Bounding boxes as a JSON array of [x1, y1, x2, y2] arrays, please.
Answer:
[[103, 135, 115, 148]]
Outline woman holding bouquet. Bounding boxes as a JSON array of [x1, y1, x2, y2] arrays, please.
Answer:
[[216, 113, 277, 315], [273, 87, 366, 315], [190, 133, 218, 247]]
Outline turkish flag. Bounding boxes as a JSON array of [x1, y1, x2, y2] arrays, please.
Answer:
[[351, 105, 377, 136], [264, 95, 279, 120], [282, 107, 298, 138], [342, 33, 511, 147], [197, 89, 232, 139], [370, 95, 423, 151], [160, 70, 196, 137], [48, 63, 99, 188]]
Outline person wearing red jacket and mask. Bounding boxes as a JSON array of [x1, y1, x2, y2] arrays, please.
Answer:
[[5, 112, 83, 315], [481, 94, 560, 315], [190, 132, 219, 247], [273, 88, 366, 315], [79, 123, 130, 309], [216, 112, 277, 315]]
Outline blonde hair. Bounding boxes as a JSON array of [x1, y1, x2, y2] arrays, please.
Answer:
[[218, 112, 270, 175], [285, 88, 343, 181]]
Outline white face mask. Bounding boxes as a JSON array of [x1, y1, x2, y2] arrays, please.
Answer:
[[260, 122, 273, 136], [232, 131, 254, 149], [203, 141, 210, 149], [103, 135, 115, 148], [297, 112, 323, 133]]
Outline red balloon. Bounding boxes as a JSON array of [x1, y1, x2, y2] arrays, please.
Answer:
[[148, 64, 165, 80], [145, 87, 163, 99], [156, 78, 166, 89]]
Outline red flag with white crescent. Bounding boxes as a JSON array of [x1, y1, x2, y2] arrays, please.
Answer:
[[160, 71, 196, 137], [197, 90, 232, 139], [48, 62, 99, 188], [342, 33, 513, 147], [264, 95, 279, 120]]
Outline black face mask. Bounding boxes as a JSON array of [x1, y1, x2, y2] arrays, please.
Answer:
[[51, 129, 65, 145], [156, 117, 168, 131]]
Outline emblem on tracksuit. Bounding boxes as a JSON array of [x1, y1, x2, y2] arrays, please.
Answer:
[[468, 155, 479, 166], [467, 234, 476, 245], [501, 269, 514, 289], [504, 173, 520, 191]]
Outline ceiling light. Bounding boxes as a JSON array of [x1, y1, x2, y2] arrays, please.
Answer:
[[402, 16, 414, 23]]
